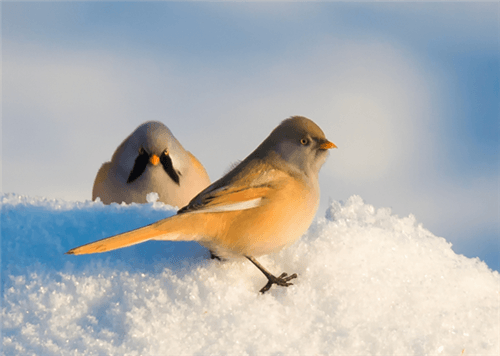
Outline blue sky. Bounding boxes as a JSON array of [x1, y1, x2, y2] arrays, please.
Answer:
[[2, 2, 499, 270]]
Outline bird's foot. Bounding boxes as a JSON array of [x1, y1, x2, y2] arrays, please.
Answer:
[[259, 272, 298, 294], [210, 251, 222, 261]]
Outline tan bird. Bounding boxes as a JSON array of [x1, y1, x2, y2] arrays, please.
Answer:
[[70, 116, 336, 293], [92, 121, 210, 207]]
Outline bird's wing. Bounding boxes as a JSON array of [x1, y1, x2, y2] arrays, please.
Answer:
[[182, 185, 271, 213], [187, 151, 210, 178], [178, 165, 287, 215], [92, 162, 112, 201]]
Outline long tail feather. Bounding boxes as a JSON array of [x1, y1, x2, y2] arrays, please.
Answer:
[[66, 221, 173, 255]]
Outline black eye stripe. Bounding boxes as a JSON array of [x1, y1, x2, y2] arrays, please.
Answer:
[[160, 153, 180, 185], [127, 150, 149, 184]]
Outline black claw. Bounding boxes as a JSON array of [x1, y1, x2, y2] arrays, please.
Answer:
[[245, 256, 298, 294], [259, 282, 273, 294], [210, 251, 221, 260], [259, 272, 298, 294]]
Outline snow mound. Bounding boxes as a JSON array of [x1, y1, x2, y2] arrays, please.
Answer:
[[1, 194, 499, 355]]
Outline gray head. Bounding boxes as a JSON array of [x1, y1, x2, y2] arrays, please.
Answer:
[[258, 116, 336, 177], [112, 121, 186, 185]]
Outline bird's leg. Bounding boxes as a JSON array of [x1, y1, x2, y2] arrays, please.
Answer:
[[210, 251, 222, 261], [246, 256, 297, 293]]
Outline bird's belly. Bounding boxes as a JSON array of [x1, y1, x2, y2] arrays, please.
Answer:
[[126, 168, 205, 208], [204, 179, 319, 258]]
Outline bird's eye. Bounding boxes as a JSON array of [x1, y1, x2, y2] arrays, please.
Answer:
[[163, 149, 169, 156], [138, 147, 145, 155], [300, 138, 309, 146]]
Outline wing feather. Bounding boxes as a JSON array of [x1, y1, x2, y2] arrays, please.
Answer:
[[178, 165, 288, 215]]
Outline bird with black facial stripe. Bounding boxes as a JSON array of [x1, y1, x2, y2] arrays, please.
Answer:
[[92, 121, 211, 207]]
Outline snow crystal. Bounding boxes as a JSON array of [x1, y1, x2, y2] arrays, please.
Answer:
[[1, 193, 498, 355], [146, 192, 159, 204]]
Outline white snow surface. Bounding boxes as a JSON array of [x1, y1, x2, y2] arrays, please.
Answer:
[[1, 193, 498, 355]]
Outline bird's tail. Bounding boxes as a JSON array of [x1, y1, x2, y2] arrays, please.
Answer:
[[66, 215, 188, 255]]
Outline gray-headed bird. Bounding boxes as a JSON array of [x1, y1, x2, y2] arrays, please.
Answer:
[[92, 121, 210, 207]]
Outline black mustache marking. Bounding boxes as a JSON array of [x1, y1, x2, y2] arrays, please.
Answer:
[[127, 150, 149, 184], [160, 153, 181, 185]]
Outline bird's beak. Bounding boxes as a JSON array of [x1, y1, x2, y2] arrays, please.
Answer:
[[150, 154, 160, 166], [320, 140, 337, 150]]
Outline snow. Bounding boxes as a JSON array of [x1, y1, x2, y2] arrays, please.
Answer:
[[1, 193, 499, 355]]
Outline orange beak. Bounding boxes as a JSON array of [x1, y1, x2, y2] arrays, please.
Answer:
[[320, 140, 337, 150], [149, 154, 160, 166]]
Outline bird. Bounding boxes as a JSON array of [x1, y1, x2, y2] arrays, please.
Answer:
[[92, 121, 211, 208], [69, 116, 336, 293]]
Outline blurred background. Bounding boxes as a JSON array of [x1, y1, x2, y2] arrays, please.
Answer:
[[2, 2, 499, 271]]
